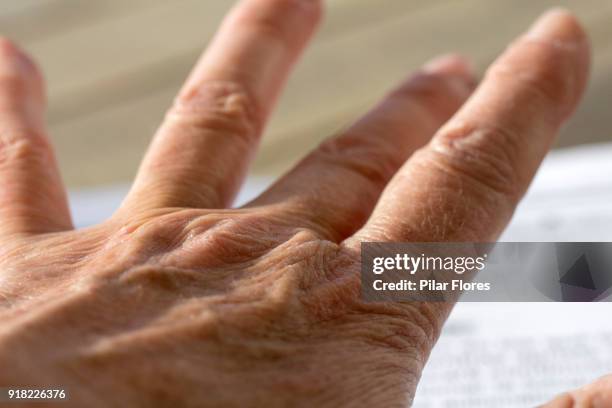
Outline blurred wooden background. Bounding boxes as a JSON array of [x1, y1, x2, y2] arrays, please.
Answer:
[[2, 0, 611, 188]]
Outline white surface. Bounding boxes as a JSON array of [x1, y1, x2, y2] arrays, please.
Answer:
[[501, 143, 612, 241], [68, 143, 612, 407], [416, 143, 612, 407], [68, 178, 273, 228]]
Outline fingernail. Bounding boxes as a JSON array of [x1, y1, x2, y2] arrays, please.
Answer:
[[423, 54, 474, 79]]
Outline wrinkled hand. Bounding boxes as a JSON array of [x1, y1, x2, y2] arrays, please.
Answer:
[[0, 1, 597, 407]]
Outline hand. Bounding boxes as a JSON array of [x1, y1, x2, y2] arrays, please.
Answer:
[[544, 375, 612, 407], [0, 1, 596, 407]]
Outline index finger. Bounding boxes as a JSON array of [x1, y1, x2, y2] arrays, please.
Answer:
[[350, 9, 590, 244]]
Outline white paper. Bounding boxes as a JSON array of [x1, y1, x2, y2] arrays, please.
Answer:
[[415, 143, 612, 407]]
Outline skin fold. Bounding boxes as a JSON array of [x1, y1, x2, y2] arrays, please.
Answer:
[[0, 0, 607, 406]]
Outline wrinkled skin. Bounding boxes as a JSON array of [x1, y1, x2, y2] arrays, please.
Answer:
[[0, 210, 440, 407], [0, 1, 607, 406]]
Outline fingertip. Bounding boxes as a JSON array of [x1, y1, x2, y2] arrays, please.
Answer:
[[526, 8, 589, 46], [540, 392, 575, 408], [521, 8, 591, 117], [423, 54, 474, 78], [0, 37, 41, 79], [298, 0, 324, 26], [0, 37, 21, 55], [421, 54, 477, 94], [230, 0, 323, 32], [0, 37, 29, 61], [396, 54, 476, 108]]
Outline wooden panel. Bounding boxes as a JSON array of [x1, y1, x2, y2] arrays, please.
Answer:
[[0, 0, 50, 16], [4, 0, 610, 187], [47, 0, 612, 186], [41, 0, 443, 125], [27, 1, 234, 97], [0, 0, 166, 43]]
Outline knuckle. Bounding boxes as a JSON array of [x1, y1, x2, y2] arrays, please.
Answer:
[[0, 133, 51, 169], [192, 216, 273, 257], [168, 80, 262, 143], [172, 211, 297, 268], [269, 229, 337, 272], [427, 123, 523, 199], [114, 210, 191, 258]]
